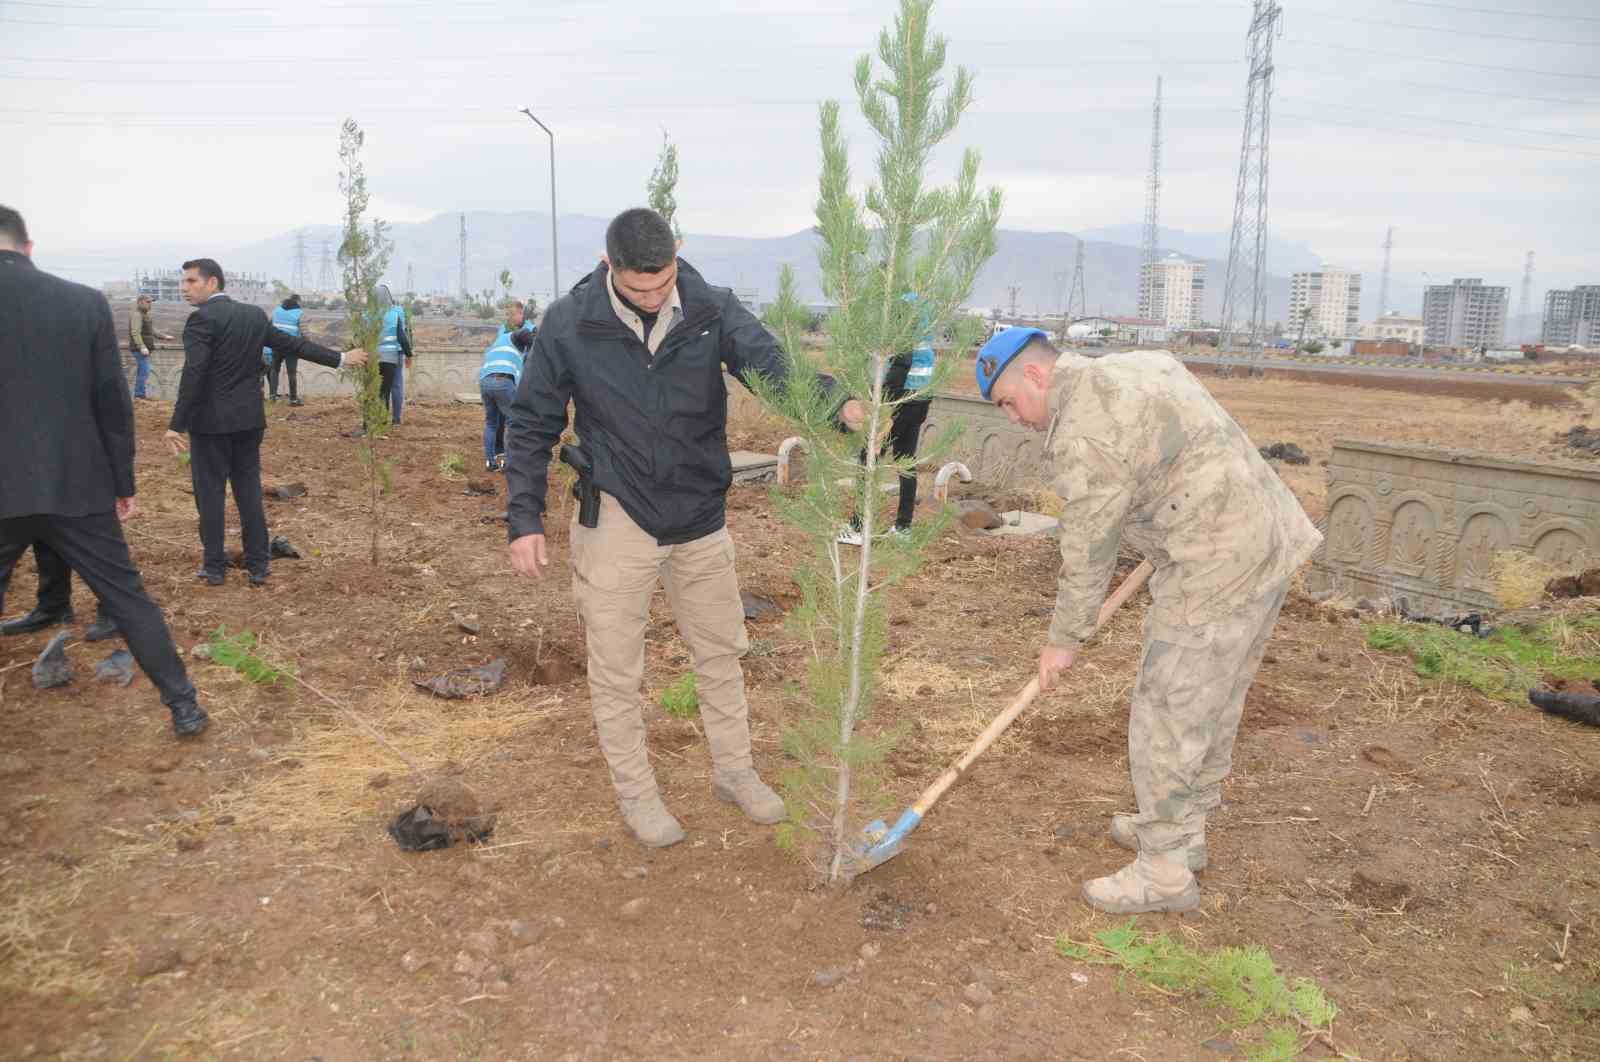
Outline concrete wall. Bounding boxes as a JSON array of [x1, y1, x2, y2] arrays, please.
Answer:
[[129, 347, 486, 401], [1306, 439, 1600, 614], [918, 393, 1043, 490]]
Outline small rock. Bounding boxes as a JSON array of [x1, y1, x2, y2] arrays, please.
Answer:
[[507, 919, 545, 945], [813, 965, 850, 988], [368, 773, 391, 790], [593, 837, 612, 852], [740, 592, 779, 621], [976, 1003, 999, 1023], [462, 929, 497, 957], [1070, 971, 1089, 986], [859, 942, 881, 961], [1508, 1005, 1535, 1026], [621, 866, 649, 881], [1201, 1038, 1237, 1055], [190, 643, 212, 660], [132, 947, 182, 978], [175, 833, 204, 852], [956, 499, 1004, 531], [0, 753, 31, 777], [399, 951, 428, 974], [619, 898, 647, 921], [549, 915, 567, 930], [458, 863, 484, 886], [452, 611, 481, 636], [963, 982, 995, 1006], [146, 754, 179, 774], [488, 979, 511, 995], [451, 951, 487, 978], [214, 814, 235, 825], [354, 909, 379, 929], [246, 747, 271, 763], [925, 902, 938, 916]]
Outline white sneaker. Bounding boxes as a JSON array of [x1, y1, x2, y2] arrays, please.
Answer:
[[836, 527, 865, 546]]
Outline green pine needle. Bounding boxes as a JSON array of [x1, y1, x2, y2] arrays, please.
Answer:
[[206, 625, 294, 687], [1057, 920, 1337, 1060]]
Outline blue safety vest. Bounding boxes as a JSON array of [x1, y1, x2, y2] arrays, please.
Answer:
[[377, 305, 405, 363], [264, 305, 302, 364], [478, 325, 524, 385], [897, 292, 935, 391]]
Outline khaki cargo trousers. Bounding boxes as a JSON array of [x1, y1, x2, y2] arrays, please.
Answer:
[[570, 494, 754, 801], [1126, 582, 1289, 859]]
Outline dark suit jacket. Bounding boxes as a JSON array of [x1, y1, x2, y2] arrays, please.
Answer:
[[170, 293, 343, 435], [0, 250, 135, 519]]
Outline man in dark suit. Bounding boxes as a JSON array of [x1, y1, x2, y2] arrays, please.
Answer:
[[163, 258, 368, 585], [0, 205, 208, 738]]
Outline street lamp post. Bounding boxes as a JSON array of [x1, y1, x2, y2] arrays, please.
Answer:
[[518, 106, 560, 302]]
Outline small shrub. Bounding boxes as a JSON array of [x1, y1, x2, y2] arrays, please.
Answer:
[[1058, 920, 1337, 1061], [438, 451, 465, 480], [207, 626, 293, 686], [660, 674, 698, 719]]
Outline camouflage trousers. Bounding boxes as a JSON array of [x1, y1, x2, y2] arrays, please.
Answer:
[[1126, 582, 1289, 859]]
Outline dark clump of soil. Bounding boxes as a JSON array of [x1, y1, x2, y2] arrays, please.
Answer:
[[1346, 870, 1415, 910], [859, 891, 915, 931], [1545, 568, 1600, 599], [1556, 425, 1600, 457], [532, 650, 583, 686], [1531, 769, 1600, 807]]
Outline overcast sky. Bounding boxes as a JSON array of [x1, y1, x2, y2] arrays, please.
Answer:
[[8, 0, 1597, 303]]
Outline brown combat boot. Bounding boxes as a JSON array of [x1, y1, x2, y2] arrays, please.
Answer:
[[1080, 854, 1201, 915], [1109, 814, 1208, 871], [711, 768, 785, 825], [618, 791, 685, 848]]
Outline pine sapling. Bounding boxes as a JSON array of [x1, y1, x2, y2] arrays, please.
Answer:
[[336, 117, 395, 565], [750, 0, 1000, 881], [646, 131, 681, 237]]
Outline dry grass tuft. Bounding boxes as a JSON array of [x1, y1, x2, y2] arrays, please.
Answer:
[[207, 675, 567, 849], [1491, 550, 1572, 609]]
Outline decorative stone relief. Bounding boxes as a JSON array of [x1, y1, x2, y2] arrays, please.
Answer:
[[1307, 440, 1600, 614]]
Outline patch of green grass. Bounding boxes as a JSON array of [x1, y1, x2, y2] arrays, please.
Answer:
[[207, 626, 294, 686], [438, 451, 465, 479], [1507, 962, 1600, 1023], [659, 673, 698, 719], [1057, 920, 1336, 1061], [177, 452, 190, 466], [1365, 614, 1600, 702]]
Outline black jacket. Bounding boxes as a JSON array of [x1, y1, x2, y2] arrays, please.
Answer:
[[170, 293, 342, 435], [506, 259, 831, 545], [0, 251, 135, 519]]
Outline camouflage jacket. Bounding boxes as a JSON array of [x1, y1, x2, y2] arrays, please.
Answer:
[[1044, 350, 1322, 646]]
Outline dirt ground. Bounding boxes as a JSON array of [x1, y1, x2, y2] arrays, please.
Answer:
[[2, 371, 1598, 1061]]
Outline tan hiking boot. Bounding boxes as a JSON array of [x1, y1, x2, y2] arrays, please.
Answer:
[[618, 792, 685, 848], [1080, 854, 1201, 914], [711, 768, 785, 825], [1109, 814, 1208, 871]]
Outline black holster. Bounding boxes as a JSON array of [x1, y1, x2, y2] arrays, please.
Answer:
[[560, 444, 600, 529]]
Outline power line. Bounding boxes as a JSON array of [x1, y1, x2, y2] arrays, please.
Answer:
[[1272, 109, 1600, 160], [1295, 98, 1600, 143], [1282, 38, 1600, 81], [1394, 0, 1600, 23], [1287, 62, 1594, 108], [1294, 8, 1597, 46]]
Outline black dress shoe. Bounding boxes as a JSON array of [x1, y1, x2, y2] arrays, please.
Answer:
[[170, 701, 210, 737], [83, 614, 121, 642], [0, 607, 76, 636], [196, 569, 225, 587]]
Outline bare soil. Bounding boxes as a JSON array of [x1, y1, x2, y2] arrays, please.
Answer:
[[2, 378, 1598, 1060]]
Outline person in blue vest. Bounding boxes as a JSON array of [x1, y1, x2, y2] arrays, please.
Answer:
[[375, 284, 412, 425], [837, 290, 936, 543], [478, 300, 529, 472], [264, 294, 304, 405]]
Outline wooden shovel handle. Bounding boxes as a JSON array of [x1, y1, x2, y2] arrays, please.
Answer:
[[910, 558, 1154, 817]]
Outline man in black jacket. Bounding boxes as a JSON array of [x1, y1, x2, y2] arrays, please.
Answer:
[[506, 207, 863, 847], [0, 206, 207, 737], [164, 258, 369, 585]]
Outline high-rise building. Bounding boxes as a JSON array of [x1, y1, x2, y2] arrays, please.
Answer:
[[1422, 277, 1508, 349], [1289, 267, 1362, 339], [1137, 253, 1205, 329], [1541, 286, 1600, 347]]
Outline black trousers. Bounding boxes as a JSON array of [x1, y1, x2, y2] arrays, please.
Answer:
[[0, 540, 111, 621], [190, 428, 269, 577], [269, 352, 298, 399], [0, 512, 196, 708], [855, 360, 932, 530], [378, 362, 397, 406]]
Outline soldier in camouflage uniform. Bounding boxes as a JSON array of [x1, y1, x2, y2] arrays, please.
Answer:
[[975, 328, 1322, 914]]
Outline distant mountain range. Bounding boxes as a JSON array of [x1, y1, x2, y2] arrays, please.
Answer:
[[41, 213, 1402, 327]]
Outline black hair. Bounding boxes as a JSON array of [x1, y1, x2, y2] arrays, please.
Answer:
[[282, 294, 301, 311], [182, 258, 226, 290], [0, 205, 28, 246], [604, 208, 676, 274]]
